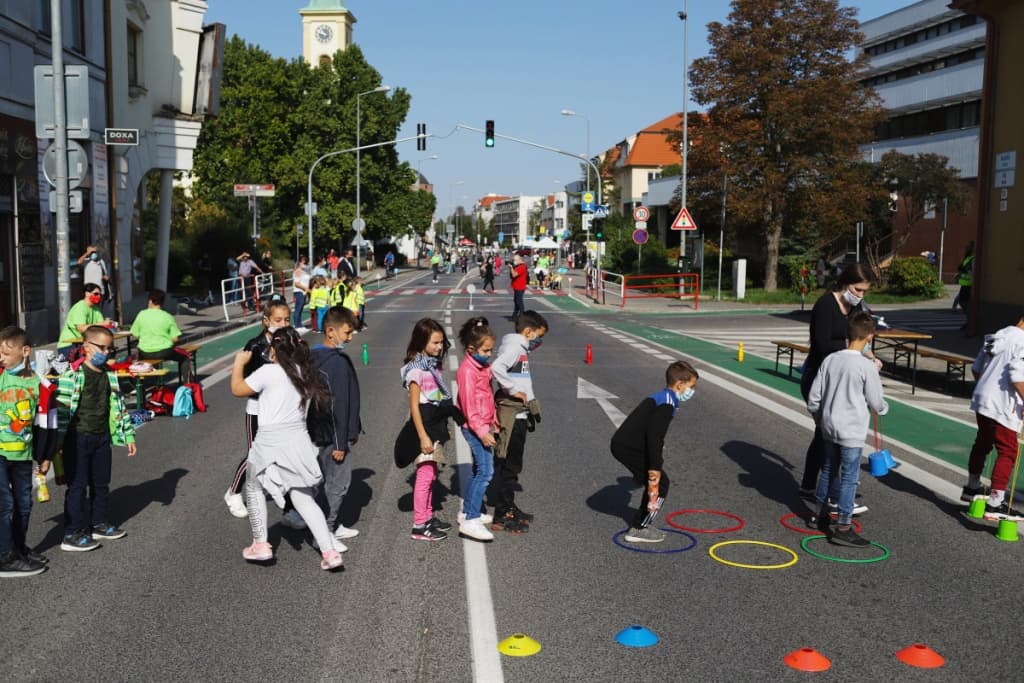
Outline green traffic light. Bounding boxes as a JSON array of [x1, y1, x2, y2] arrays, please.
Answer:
[[485, 138, 494, 147]]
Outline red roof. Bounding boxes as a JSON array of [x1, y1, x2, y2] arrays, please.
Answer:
[[477, 195, 509, 208], [624, 112, 683, 167]]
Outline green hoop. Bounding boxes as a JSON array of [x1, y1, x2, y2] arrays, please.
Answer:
[[799, 535, 891, 564]]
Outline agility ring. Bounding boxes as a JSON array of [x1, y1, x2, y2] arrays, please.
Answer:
[[800, 535, 891, 564], [666, 509, 745, 534], [780, 512, 863, 535], [612, 527, 698, 554], [708, 540, 798, 570]]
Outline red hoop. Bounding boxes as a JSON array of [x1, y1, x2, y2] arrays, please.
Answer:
[[780, 512, 863, 535], [666, 509, 745, 534]]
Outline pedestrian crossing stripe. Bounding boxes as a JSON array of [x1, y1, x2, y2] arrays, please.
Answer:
[[365, 288, 567, 297]]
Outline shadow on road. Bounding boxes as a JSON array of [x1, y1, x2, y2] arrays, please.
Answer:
[[585, 475, 641, 524], [874, 467, 992, 532], [720, 440, 809, 516]]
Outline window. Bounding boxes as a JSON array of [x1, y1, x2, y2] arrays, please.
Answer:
[[69, 0, 85, 53], [36, 0, 51, 33], [127, 23, 141, 88], [874, 100, 983, 141]]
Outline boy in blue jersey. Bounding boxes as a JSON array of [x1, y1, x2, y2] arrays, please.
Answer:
[[610, 361, 699, 543]]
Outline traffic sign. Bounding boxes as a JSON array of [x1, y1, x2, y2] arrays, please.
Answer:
[[233, 183, 276, 197], [497, 231, 505, 244], [104, 128, 139, 145], [632, 229, 649, 245], [594, 205, 608, 219], [49, 190, 83, 213], [581, 191, 596, 213], [635, 221, 648, 231], [671, 206, 698, 231], [352, 218, 366, 232], [305, 201, 317, 216], [43, 141, 89, 189], [633, 206, 650, 222]]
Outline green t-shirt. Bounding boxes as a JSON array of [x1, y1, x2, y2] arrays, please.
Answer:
[[130, 307, 182, 353], [59, 300, 103, 343], [0, 370, 40, 461]]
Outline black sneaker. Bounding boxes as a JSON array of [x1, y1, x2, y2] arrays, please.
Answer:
[[0, 551, 46, 578], [21, 548, 48, 565], [411, 524, 447, 541], [809, 513, 831, 534], [983, 501, 1024, 521], [960, 484, 988, 503], [60, 532, 100, 552], [491, 512, 528, 534], [427, 517, 452, 532], [829, 526, 870, 547], [510, 505, 534, 523], [92, 523, 127, 540]]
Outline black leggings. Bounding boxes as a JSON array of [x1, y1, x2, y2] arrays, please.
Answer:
[[800, 365, 824, 491], [489, 419, 528, 513], [229, 413, 258, 495]]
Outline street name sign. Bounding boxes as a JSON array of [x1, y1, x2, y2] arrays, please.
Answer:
[[233, 183, 276, 197]]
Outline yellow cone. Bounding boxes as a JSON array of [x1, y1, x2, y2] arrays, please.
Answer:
[[498, 633, 542, 657]]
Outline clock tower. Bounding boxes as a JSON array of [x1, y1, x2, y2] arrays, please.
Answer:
[[300, 0, 356, 66]]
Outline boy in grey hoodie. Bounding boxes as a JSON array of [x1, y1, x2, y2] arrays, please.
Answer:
[[807, 312, 888, 547]]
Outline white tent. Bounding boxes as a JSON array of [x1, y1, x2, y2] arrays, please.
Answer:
[[534, 237, 559, 249]]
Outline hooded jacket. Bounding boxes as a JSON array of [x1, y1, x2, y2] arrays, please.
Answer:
[[312, 344, 362, 449], [971, 324, 1024, 432]]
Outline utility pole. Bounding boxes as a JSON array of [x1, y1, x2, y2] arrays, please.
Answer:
[[51, 0, 71, 319]]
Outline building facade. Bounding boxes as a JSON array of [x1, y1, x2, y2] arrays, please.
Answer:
[[300, 0, 355, 67], [492, 195, 540, 247], [601, 113, 681, 215], [538, 191, 569, 240]]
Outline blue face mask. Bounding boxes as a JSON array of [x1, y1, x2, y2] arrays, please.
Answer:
[[675, 387, 695, 402], [90, 352, 109, 368], [528, 339, 543, 351], [336, 342, 347, 351], [471, 352, 491, 366], [7, 360, 26, 375]]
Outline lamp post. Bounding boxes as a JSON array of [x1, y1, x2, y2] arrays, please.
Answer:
[[415, 154, 439, 191], [677, 4, 689, 258], [560, 109, 590, 196], [355, 85, 390, 276]]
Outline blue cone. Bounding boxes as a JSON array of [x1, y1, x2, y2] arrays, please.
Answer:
[[615, 625, 659, 648]]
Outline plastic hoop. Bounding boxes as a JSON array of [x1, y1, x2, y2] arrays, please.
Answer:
[[707, 540, 798, 570], [780, 512, 863, 535], [612, 527, 698, 554], [800, 535, 890, 564], [666, 509, 745, 534]]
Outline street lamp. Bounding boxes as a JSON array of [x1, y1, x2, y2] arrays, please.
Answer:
[[677, 5, 689, 260], [560, 109, 590, 196], [355, 84, 390, 276], [415, 154, 439, 191]]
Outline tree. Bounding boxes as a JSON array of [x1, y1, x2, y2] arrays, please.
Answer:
[[689, 0, 883, 290]]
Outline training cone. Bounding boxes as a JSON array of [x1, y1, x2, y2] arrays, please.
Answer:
[[497, 633, 542, 657], [783, 647, 831, 672], [996, 518, 1019, 542], [615, 625, 659, 648], [585, 343, 593, 365], [967, 497, 987, 519], [868, 452, 889, 477], [881, 449, 899, 469], [895, 643, 945, 669]]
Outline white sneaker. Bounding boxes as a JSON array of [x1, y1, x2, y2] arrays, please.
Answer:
[[334, 524, 359, 540], [280, 509, 307, 529], [457, 511, 494, 525], [459, 518, 495, 542], [295, 326, 309, 333], [224, 489, 248, 518], [335, 539, 349, 553]]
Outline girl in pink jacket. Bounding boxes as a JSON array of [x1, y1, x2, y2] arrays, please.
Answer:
[[456, 317, 499, 542]]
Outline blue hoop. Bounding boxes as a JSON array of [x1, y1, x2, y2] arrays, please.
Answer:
[[612, 527, 698, 554]]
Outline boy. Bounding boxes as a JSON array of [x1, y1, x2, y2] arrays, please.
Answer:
[[0, 327, 54, 576], [807, 312, 888, 547], [312, 307, 363, 546], [489, 310, 547, 533], [961, 311, 1024, 518], [56, 325, 137, 552], [611, 360, 699, 543]]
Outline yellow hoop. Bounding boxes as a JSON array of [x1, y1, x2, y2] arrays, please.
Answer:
[[708, 540, 798, 570]]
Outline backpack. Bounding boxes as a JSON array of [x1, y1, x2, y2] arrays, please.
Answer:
[[184, 381, 207, 412], [147, 385, 177, 415], [172, 385, 195, 418]]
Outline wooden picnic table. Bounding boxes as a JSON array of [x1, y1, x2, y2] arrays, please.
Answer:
[[872, 327, 933, 395]]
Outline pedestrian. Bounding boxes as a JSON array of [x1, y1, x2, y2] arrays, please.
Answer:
[[261, 249, 274, 275], [960, 310, 1024, 518], [0, 327, 56, 576], [460, 254, 468, 274], [430, 252, 441, 283], [57, 284, 114, 359], [806, 312, 888, 546], [56, 325, 137, 552], [327, 249, 340, 279], [226, 255, 240, 303], [455, 317, 498, 542], [494, 253, 503, 273], [230, 327, 342, 570], [383, 250, 395, 279], [509, 254, 528, 320], [292, 254, 310, 330], [77, 246, 112, 316], [339, 248, 356, 280], [534, 252, 549, 289], [815, 256, 827, 288], [611, 360, 699, 543], [397, 318, 455, 541], [307, 275, 330, 333], [312, 307, 362, 546], [953, 241, 975, 319], [353, 276, 367, 331], [482, 257, 495, 292], [489, 310, 548, 533], [130, 289, 193, 383], [222, 296, 291, 519], [236, 252, 263, 314]]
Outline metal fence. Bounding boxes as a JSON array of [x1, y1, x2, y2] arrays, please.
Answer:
[[220, 271, 294, 322]]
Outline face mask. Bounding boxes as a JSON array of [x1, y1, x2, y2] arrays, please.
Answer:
[[335, 342, 348, 351], [88, 293, 102, 304], [267, 326, 282, 335], [842, 289, 863, 307], [471, 352, 491, 366], [90, 253, 99, 261], [90, 351, 109, 368], [7, 360, 26, 375], [676, 387, 695, 402], [528, 339, 543, 351]]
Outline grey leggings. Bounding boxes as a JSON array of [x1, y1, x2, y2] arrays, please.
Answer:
[[245, 479, 335, 553]]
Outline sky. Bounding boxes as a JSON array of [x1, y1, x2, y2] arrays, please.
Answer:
[[204, 0, 900, 220]]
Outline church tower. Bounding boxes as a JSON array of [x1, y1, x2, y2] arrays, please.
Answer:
[[300, 0, 356, 66]]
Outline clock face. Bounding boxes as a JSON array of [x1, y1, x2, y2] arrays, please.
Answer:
[[315, 24, 333, 43]]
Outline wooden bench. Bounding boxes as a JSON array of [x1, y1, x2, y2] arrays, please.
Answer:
[[771, 341, 810, 377], [918, 348, 974, 390]]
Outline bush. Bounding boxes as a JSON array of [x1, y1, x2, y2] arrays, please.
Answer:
[[779, 254, 815, 294], [886, 257, 944, 297]]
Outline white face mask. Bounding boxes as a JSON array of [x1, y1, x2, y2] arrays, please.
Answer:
[[843, 289, 863, 307]]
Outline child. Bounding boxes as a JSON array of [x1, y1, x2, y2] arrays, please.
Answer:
[[330, 277, 349, 310], [230, 327, 342, 570], [455, 317, 498, 541], [56, 325, 137, 552], [223, 295, 291, 519], [611, 360, 699, 543], [342, 278, 360, 322], [312, 307, 362, 545], [806, 312, 888, 546], [489, 310, 548, 533], [961, 311, 1024, 518], [398, 318, 454, 541], [308, 276, 330, 333], [0, 327, 54, 576], [353, 277, 367, 331]]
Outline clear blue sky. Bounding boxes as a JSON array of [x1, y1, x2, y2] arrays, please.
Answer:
[[204, 0, 898, 220]]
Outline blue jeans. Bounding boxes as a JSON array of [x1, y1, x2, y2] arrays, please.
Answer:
[[512, 289, 525, 319], [816, 441, 862, 526], [63, 429, 114, 535], [461, 428, 494, 521], [293, 291, 306, 327], [0, 457, 33, 555]]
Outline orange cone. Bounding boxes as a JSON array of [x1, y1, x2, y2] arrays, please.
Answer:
[[895, 643, 945, 668], [783, 647, 831, 672]]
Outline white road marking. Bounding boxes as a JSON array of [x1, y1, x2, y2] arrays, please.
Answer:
[[577, 377, 627, 428]]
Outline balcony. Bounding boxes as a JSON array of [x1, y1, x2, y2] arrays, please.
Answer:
[[863, 23, 985, 74], [862, 127, 980, 178], [873, 61, 982, 113]]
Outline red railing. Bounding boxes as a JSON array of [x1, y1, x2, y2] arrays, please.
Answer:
[[621, 272, 699, 310]]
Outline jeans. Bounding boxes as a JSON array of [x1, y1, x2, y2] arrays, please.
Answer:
[[0, 457, 33, 555], [63, 429, 114, 535], [512, 289, 525, 319], [461, 428, 494, 521], [816, 441, 862, 526], [293, 291, 306, 328]]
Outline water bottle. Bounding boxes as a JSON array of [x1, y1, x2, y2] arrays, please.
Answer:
[[35, 472, 50, 503]]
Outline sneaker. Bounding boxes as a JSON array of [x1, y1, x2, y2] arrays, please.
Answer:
[[295, 326, 310, 333], [510, 505, 534, 523], [92, 523, 126, 540], [320, 549, 344, 570], [457, 511, 494, 525], [829, 526, 870, 547], [427, 517, 452, 532], [21, 548, 48, 565], [333, 524, 359, 540], [960, 484, 988, 503], [828, 501, 868, 517], [61, 532, 100, 552], [411, 524, 448, 541], [983, 501, 1024, 521], [0, 551, 46, 578], [242, 541, 273, 562], [224, 489, 248, 518], [459, 518, 495, 542], [624, 526, 666, 543], [491, 511, 528, 534], [809, 513, 831, 534], [798, 487, 817, 502], [280, 509, 307, 530]]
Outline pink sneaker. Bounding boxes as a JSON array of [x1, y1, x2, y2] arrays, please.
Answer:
[[321, 549, 343, 570], [242, 541, 273, 562]]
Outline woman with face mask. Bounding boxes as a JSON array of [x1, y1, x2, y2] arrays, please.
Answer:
[[57, 284, 115, 359]]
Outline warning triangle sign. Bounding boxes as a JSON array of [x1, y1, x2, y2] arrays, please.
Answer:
[[671, 206, 698, 231]]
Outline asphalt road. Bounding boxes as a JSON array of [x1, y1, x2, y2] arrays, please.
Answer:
[[2, 267, 1020, 681]]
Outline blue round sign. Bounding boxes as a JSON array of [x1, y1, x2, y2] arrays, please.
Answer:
[[632, 229, 649, 245]]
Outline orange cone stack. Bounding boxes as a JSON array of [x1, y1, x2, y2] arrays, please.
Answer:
[[895, 643, 945, 668], [783, 647, 831, 672]]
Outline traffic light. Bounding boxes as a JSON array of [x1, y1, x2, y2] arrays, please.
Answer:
[[416, 123, 426, 151], [485, 120, 495, 147], [593, 218, 604, 240]]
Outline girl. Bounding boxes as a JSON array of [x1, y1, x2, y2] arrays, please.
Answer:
[[399, 318, 454, 541], [307, 275, 330, 333], [223, 296, 290, 519], [455, 317, 497, 542], [230, 327, 342, 570]]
